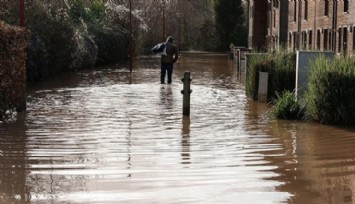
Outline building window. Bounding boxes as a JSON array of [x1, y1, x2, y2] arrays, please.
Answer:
[[267, 12, 270, 28], [317, 30, 321, 50], [305, 1, 308, 20], [293, 32, 298, 50], [294, 0, 297, 22], [342, 27, 348, 54], [324, 0, 329, 16], [250, 4, 254, 19], [324, 29, 329, 50], [344, 0, 349, 13], [273, 0, 279, 8], [302, 31, 307, 49], [338, 28, 342, 52], [309, 30, 313, 49], [274, 12, 276, 28]]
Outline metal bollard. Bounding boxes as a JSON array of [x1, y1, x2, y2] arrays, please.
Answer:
[[181, 72, 192, 116]]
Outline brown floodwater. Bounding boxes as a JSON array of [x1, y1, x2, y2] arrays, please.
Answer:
[[1, 53, 355, 204]]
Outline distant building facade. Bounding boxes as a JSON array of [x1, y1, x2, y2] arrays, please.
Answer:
[[245, 0, 268, 50], [247, 0, 355, 54]]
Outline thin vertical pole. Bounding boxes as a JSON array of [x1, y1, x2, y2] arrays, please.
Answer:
[[20, 0, 25, 27], [129, 0, 133, 72], [177, 0, 181, 50], [270, 0, 273, 50], [162, 0, 165, 41], [298, 0, 302, 50], [178, 15, 181, 51]]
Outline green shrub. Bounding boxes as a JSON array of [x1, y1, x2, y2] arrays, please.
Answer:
[[1, 1, 143, 85], [89, 24, 128, 65], [71, 31, 98, 70], [246, 53, 269, 99], [25, 1, 132, 82], [77, 0, 129, 64], [26, 2, 78, 82], [304, 55, 355, 125], [270, 91, 304, 120], [268, 50, 296, 100], [246, 48, 296, 102], [0, 1, 19, 25]]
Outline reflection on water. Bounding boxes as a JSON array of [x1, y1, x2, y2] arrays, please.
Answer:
[[160, 85, 174, 110], [181, 116, 191, 166], [0, 114, 29, 203], [1, 53, 355, 203]]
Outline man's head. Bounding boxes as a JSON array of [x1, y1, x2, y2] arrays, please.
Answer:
[[166, 36, 174, 43]]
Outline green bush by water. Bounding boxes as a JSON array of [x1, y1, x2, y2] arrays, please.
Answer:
[[268, 50, 296, 100], [246, 49, 296, 102], [270, 91, 304, 120], [304, 55, 355, 125], [1, 1, 133, 83], [246, 53, 269, 99]]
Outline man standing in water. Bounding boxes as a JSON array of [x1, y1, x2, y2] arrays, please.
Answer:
[[161, 36, 179, 84]]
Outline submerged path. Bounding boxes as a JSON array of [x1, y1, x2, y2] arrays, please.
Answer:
[[1, 53, 355, 203]]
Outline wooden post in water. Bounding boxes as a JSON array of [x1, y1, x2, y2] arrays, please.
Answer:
[[181, 72, 192, 116]]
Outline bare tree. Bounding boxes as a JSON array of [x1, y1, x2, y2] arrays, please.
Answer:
[[136, 0, 215, 51]]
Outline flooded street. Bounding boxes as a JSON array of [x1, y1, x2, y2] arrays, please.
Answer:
[[1, 53, 355, 203]]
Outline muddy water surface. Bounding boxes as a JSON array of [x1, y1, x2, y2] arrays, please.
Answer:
[[1, 53, 355, 203]]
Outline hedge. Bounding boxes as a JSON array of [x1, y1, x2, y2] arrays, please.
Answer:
[[0, 21, 28, 120]]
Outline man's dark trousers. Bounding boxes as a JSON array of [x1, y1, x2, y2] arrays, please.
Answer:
[[161, 63, 173, 84]]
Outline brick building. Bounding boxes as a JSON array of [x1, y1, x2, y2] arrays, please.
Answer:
[[247, 0, 355, 54], [245, 0, 268, 50]]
